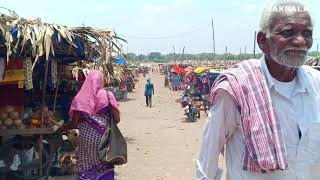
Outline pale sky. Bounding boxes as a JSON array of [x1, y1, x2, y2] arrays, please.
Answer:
[[1, 0, 319, 55]]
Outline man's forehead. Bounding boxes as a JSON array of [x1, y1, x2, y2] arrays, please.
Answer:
[[271, 11, 312, 29]]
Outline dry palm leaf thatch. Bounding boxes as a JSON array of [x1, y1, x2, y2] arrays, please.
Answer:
[[0, 6, 19, 18], [113, 64, 126, 82], [0, 13, 79, 66], [69, 61, 114, 84], [306, 56, 320, 66], [70, 27, 126, 63], [0, 9, 127, 79], [69, 28, 127, 83]]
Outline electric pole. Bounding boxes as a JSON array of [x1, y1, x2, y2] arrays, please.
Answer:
[[181, 46, 185, 65], [212, 18, 216, 61], [253, 31, 257, 57], [173, 45, 176, 63], [224, 45, 228, 66]]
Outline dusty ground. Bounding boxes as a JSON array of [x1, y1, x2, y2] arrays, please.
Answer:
[[55, 72, 226, 180], [116, 72, 205, 180]]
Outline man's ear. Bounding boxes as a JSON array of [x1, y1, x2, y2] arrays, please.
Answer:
[[257, 31, 269, 53]]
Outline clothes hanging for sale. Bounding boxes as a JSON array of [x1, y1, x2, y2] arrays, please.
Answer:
[[0, 57, 4, 81], [51, 58, 58, 88], [24, 57, 33, 90]]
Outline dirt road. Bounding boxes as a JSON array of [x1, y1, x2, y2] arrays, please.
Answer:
[[55, 72, 226, 180], [116, 72, 206, 180]]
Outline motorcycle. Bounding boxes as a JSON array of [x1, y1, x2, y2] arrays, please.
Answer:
[[181, 94, 199, 122], [184, 99, 198, 122], [202, 95, 211, 116]]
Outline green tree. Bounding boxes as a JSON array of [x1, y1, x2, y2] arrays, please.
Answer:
[[148, 52, 162, 60], [126, 53, 137, 61]]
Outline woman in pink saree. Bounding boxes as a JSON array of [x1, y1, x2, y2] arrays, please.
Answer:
[[69, 70, 120, 180]]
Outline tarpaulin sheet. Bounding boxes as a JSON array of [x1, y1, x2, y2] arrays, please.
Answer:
[[173, 64, 187, 75], [115, 58, 127, 64], [184, 66, 194, 72], [194, 67, 209, 74]]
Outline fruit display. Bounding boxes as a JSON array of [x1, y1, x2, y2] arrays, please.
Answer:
[[28, 107, 58, 128], [0, 105, 24, 129], [0, 105, 58, 130]]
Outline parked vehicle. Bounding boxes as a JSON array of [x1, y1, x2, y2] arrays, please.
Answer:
[[181, 89, 199, 122], [184, 98, 199, 122], [202, 95, 211, 116]]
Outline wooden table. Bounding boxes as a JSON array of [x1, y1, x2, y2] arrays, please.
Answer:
[[0, 121, 64, 180], [0, 121, 63, 137]]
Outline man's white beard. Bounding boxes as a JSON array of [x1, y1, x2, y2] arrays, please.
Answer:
[[270, 43, 308, 67]]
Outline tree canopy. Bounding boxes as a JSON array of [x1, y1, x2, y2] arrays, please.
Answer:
[[126, 51, 320, 63]]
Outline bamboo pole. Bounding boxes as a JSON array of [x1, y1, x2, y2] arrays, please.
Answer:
[[39, 58, 50, 176], [53, 68, 60, 113]]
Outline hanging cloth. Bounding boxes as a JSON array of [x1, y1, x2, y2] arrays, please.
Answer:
[[24, 57, 33, 90], [51, 58, 58, 88]]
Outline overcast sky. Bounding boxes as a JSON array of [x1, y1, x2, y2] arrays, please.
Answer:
[[1, 0, 319, 55]]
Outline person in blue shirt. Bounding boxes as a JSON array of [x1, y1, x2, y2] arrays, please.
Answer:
[[144, 78, 154, 107], [172, 74, 181, 91]]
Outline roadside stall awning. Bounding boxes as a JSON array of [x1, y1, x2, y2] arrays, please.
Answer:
[[114, 58, 127, 65], [194, 67, 209, 74], [184, 66, 193, 72], [173, 64, 187, 75], [209, 69, 222, 73]]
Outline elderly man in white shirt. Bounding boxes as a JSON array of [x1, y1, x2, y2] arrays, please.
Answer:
[[196, 1, 320, 180]]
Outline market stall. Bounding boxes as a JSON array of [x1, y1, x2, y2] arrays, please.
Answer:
[[306, 56, 320, 70], [0, 10, 126, 179]]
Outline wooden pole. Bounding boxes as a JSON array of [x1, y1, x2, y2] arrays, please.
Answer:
[[53, 68, 60, 113], [224, 45, 227, 66], [181, 46, 185, 65], [39, 58, 49, 176], [240, 47, 242, 61], [317, 43, 319, 52], [212, 18, 216, 61], [253, 31, 257, 57], [173, 45, 176, 63]]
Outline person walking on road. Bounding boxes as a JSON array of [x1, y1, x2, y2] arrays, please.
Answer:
[[145, 78, 154, 107]]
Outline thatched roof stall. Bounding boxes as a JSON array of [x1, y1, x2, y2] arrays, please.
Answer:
[[66, 27, 127, 84], [0, 14, 126, 63], [0, 11, 128, 178], [0, 10, 128, 87], [306, 56, 320, 67], [0, 9, 127, 117]]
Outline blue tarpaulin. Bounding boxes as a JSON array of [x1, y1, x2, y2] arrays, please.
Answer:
[[114, 58, 127, 64], [200, 72, 221, 81]]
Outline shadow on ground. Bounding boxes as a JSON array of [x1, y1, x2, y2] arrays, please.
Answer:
[[124, 136, 136, 144]]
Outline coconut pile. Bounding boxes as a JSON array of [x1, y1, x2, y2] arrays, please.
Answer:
[[306, 56, 320, 66], [0, 105, 58, 130], [0, 105, 23, 129]]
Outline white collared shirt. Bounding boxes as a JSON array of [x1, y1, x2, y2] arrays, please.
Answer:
[[196, 56, 320, 180]]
